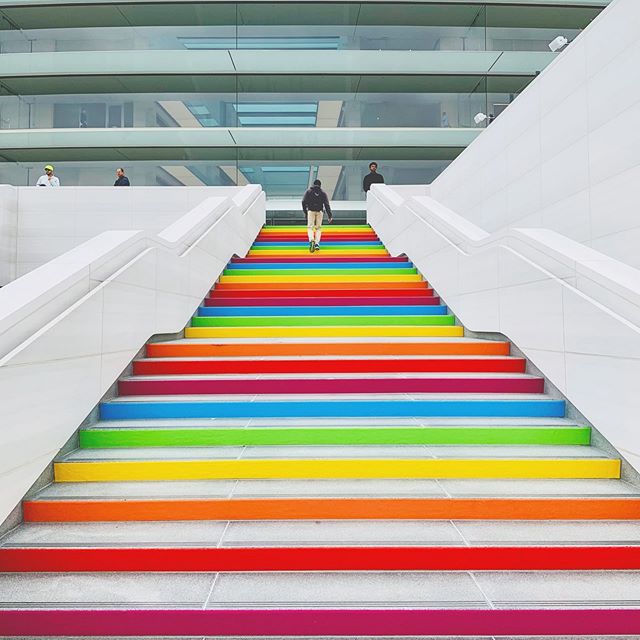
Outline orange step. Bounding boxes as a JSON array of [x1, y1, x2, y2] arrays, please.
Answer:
[[23, 498, 640, 522], [146, 341, 511, 358]]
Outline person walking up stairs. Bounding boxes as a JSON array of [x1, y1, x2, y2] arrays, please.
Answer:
[[302, 179, 333, 252]]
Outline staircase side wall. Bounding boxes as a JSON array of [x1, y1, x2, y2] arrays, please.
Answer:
[[429, 0, 640, 270]]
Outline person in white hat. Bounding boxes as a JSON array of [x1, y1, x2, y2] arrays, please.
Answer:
[[36, 165, 60, 187]]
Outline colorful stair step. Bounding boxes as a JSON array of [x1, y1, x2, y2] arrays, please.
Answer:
[[203, 296, 442, 306], [190, 315, 455, 327], [117, 376, 545, 396], [196, 305, 448, 316], [227, 261, 408, 269], [246, 253, 390, 259], [3, 608, 640, 637], [3, 545, 640, 572], [99, 399, 564, 420], [231, 256, 407, 263], [79, 426, 591, 448], [210, 286, 434, 297], [52, 458, 619, 482], [4, 608, 640, 637], [260, 224, 373, 236], [145, 341, 511, 358], [218, 274, 422, 283], [23, 497, 640, 523], [222, 268, 417, 275], [184, 326, 464, 338], [254, 235, 381, 241], [251, 241, 384, 247], [23, 496, 640, 522], [133, 356, 525, 375], [214, 282, 430, 291]]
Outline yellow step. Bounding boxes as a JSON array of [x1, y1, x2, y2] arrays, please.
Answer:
[[54, 458, 621, 482], [184, 326, 465, 338]]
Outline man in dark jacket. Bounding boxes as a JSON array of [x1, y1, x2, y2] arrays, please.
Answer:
[[363, 161, 384, 193], [302, 179, 333, 252], [114, 167, 130, 186]]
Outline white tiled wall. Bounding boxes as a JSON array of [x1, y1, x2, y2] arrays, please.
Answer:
[[0, 185, 265, 524], [430, 0, 640, 268], [0, 185, 242, 283], [369, 185, 640, 474], [0, 186, 17, 285]]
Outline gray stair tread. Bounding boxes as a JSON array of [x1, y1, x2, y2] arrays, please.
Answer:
[[0, 573, 215, 606], [439, 478, 639, 497], [108, 392, 556, 402], [122, 373, 540, 381], [453, 521, 640, 544], [90, 417, 583, 429], [3, 571, 640, 608], [473, 571, 640, 605], [5, 521, 640, 548], [32, 478, 640, 500], [206, 571, 640, 607], [61, 444, 608, 462]]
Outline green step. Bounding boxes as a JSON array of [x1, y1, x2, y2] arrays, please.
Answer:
[[80, 426, 592, 448], [191, 315, 456, 327], [223, 268, 417, 276]]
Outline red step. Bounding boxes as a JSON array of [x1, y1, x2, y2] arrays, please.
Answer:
[[204, 296, 440, 306], [118, 376, 544, 396], [210, 287, 434, 298], [133, 357, 526, 376], [2, 545, 639, 572], [231, 256, 408, 264]]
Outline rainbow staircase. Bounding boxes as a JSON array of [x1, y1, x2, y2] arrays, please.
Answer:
[[2, 224, 640, 637]]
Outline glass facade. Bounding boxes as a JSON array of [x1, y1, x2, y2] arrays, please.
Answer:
[[0, 1, 604, 196], [0, 160, 451, 200], [0, 3, 599, 54], [0, 90, 519, 130]]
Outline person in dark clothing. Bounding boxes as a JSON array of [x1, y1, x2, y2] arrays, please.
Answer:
[[302, 179, 333, 253], [363, 162, 384, 193], [114, 167, 130, 187]]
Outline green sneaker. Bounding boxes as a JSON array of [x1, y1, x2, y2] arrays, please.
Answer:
[[309, 241, 315, 253]]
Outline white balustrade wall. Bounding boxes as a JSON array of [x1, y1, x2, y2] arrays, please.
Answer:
[[0, 185, 265, 525], [368, 184, 640, 473], [428, 0, 640, 269], [0, 185, 243, 284], [0, 186, 18, 284]]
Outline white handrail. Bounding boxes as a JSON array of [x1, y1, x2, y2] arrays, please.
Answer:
[[0, 185, 265, 524], [368, 184, 640, 472]]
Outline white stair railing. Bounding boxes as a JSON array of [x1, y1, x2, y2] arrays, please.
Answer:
[[0, 185, 265, 524], [368, 184, 640, 472]]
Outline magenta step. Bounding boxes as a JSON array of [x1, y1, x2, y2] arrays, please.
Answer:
[[204, 296, 441, 307], [1, 608, 639, 637], [118, 376, 544, 396], [231, 256, 408, 264]]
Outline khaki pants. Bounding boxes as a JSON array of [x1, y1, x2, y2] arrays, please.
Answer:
[[307, 210, 323, 243]]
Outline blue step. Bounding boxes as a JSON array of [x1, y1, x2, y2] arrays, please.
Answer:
[[100, 399, 565, 420]]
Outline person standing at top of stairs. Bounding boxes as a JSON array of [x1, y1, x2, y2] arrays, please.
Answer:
[[363, 161, 384, 193], [302, 179, 333, 252]]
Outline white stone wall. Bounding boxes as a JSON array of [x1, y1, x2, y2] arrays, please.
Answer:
[[430, 0, 640, 268], [0, 185, 242, 284]]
